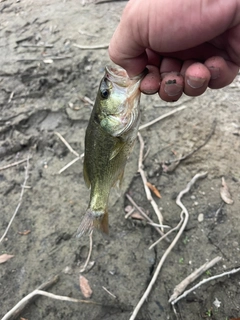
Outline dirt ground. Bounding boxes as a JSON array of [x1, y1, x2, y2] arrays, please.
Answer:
[[1, 1, 240, 319]]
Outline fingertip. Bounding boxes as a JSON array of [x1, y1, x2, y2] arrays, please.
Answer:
[[140, 65, 160, 94], [159, 72, 183, 102], [184, 62, 211, 96], [204, 56, 239, 89]]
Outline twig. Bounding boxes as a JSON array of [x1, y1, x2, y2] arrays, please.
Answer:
[[73, 43, 109, 50], [78, 29, 99, 37], [0, 156, 30, 244], [169, 256, 222, 303], [79, 230, 93, 273], [171, 266, 240, 305], [2, 275, 59, 320], [0, 157, 30, 171], [54, 132, 79, 157], [129, 171, 208, 320], [55, 132, 84, 174], [8, 91, 14, 103], [149, 211, 184, 250], [124, 207, 135, 219], [58, 156, 83, 174], [2, 286, 100, 320], [17, 56, 72, 62], [19, 44, 54, 48], [176, 171, 208, 216], [102, 286, 116, 299], [164, 119, 217, 165], [126, 194, 167, 240], [137, 133, 164, 228], [139, 105, 187, 130]]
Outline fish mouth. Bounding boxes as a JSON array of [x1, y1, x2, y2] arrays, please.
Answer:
[[105, 65, 146, 88]]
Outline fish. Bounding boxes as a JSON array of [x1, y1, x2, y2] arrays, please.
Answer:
[[77, 65, 145, 237]]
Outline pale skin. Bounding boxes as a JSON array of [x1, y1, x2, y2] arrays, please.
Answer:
[[109, 0, 240, 102]]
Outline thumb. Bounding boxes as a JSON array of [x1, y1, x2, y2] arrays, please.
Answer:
[[108, 23, 148, 78]]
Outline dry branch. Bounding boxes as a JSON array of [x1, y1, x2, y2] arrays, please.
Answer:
[[137, 133, 164, 228], [171, 266, 240, 305], [54, 132, 79, 157], [0, 158, 30, 171], [129, 171, 208, 320], [1, 275, 59, 320], [2, 275, 100, 320], [169, 256, 222, 303]]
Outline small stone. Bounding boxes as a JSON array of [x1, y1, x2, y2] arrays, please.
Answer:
[[213, 297, 221, 308], [198, 213, 204, 222]]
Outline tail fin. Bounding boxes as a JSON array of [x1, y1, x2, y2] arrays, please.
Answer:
[[76, 208, 109, 238]]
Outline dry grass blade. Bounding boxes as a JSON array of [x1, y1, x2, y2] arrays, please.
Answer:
[[0, 155, 30, 244], [102, 286, 116, 299], [0, 254, 14, 264]]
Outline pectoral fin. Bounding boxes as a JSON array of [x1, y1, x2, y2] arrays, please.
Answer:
[[112, 168, 125, 189], [109, 142, 125, 161]]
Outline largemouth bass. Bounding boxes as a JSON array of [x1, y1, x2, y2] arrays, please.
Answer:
[[77, 66, 145, 237]]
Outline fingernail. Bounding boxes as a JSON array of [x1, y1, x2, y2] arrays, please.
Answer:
[[187, 76, 206, 89], [208, 67, 220, 80], [164, 83, 182, 97]]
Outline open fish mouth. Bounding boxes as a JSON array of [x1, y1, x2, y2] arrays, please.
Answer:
[[105, 65, 147, 88]]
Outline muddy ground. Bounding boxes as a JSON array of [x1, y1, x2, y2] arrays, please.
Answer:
[[1, 1, 240, 319]]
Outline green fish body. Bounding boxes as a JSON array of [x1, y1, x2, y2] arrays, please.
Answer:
[[77, 66, 144, 236]]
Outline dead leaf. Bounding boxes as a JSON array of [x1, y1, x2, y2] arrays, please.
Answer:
[[18, 230, 31, 235], [20, 317, 28, 320], [220, 177, 233, 204], [79, 275, 92, 298], [130, 212, 145, 220], [146, 182, 161, 198], [0, 254, 14, 264]]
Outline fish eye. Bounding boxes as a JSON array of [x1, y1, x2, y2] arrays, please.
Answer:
[[101, 89, 110, 99]]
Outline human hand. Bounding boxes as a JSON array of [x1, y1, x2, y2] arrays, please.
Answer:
[[109, 0, 240, 102]]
